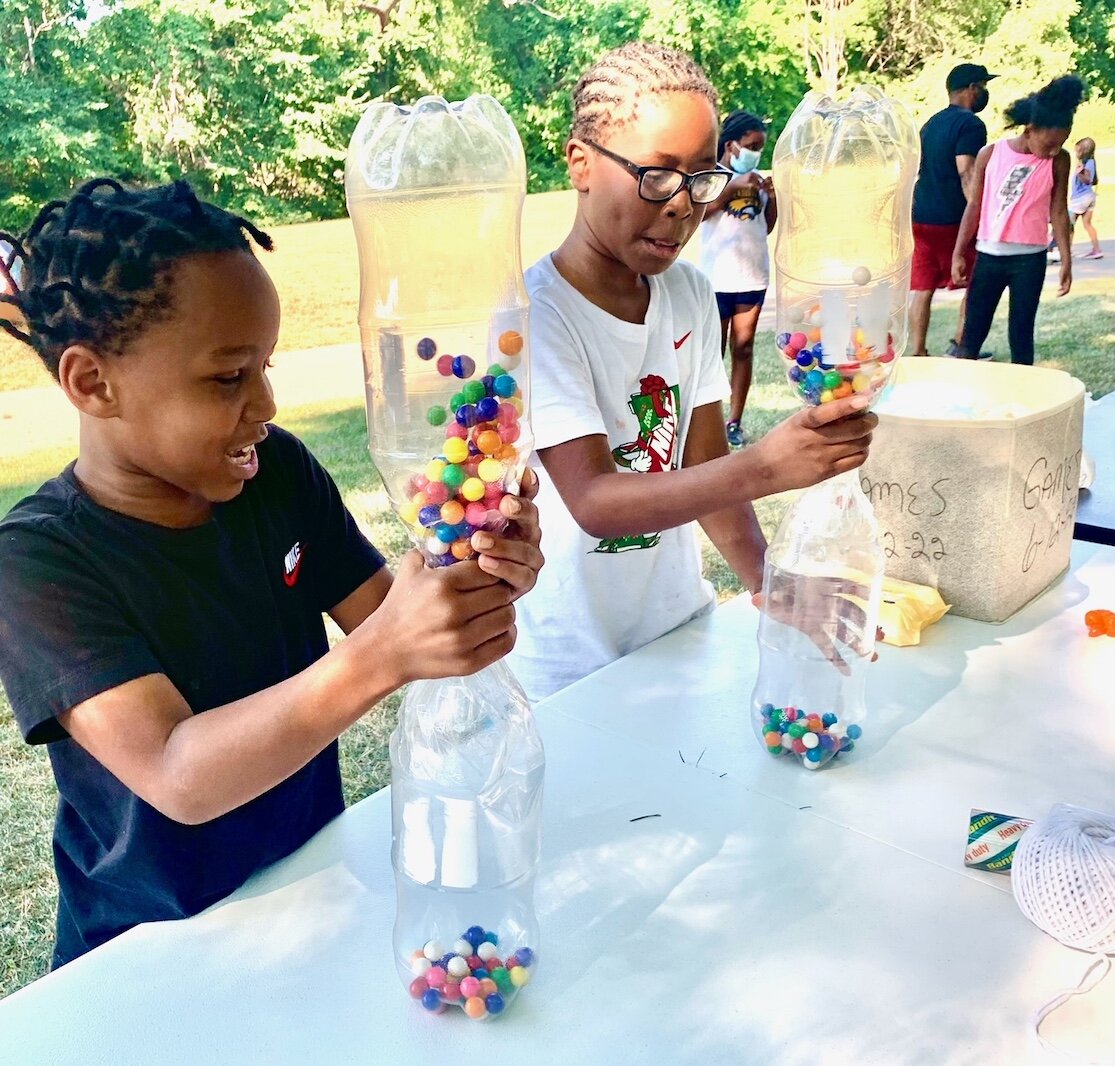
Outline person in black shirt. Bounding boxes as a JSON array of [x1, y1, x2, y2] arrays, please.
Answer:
[[910, 63, 995, 357], [0, 179, 543, 971]]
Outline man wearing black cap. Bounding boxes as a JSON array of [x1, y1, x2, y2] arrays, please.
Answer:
[[910, 63, 997, 357]]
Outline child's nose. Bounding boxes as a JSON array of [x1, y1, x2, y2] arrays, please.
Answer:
[[245, 369, 277, 424]]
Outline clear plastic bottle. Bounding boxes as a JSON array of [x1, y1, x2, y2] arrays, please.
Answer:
[[753, 87, 916, 768], [751, 474, 884, 768], [345, 94, 531, 565], [772, 86, 920, 408], [391, 661, 544, 1018]]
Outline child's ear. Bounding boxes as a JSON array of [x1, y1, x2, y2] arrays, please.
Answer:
[[567, 139, 591, 193], [57, 344, 120, 418]]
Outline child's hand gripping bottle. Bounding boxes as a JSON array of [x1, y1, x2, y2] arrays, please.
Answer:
[[346, 95, 543, 1016], [752, 88, 919, 769]]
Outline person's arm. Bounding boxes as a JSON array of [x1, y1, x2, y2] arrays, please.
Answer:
[[1051, 149, 1073, 296], [763, 183, 778, 234], [55, 478, 544, 826], [704, 171, 765, 219], [955, 155, 977, 200], [686, 402, 766, 591], [1076, 160, 1094, 186], [537, 394, 875, 540], [56, 557, 518, 826], [952, 144, 992, 285]]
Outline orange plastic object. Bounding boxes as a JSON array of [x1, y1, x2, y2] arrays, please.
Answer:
[[1084, 609, 1115, 637]]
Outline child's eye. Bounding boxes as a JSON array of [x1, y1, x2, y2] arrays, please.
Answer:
[[213, 371, 246, 386]]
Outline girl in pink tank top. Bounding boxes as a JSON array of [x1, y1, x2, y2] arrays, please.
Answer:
[[951, 76, 1083, 365]]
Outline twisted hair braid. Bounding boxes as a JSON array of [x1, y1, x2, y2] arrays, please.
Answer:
[[571, 42, 718, 143], [0, 178, 272, 379]]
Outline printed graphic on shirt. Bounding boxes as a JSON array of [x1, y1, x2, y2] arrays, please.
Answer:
[[283, 541, 304, 587], [592, 374, 681, 555], [725, 185, 762, 222], [995, 164, 1036, 221]]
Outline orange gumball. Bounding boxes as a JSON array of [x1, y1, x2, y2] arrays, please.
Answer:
[[480, 978, 498, 997], [833, 382, 853, 399], [464, 996, 487, 1019], [498, 330, 524, 356], [808, 327, 822, 343], [476, 429, 502, 455], [450, 538, 473, 561]]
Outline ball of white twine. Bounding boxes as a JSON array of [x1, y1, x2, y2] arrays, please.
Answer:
[[1012, 803, 1115, 953]]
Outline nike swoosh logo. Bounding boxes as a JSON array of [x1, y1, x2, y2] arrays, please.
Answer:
[[673, 331, 692, 350], [283, 554, 303, 588]]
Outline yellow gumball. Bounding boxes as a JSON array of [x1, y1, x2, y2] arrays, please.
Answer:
[[507, 396, 524, 414], [851, 373, 871, 393], [509, 966, 531, 988], [443, 437, 469, 465], [462, 477, 486, 502], [820, 389, 834, 404], [478, 458, 503, 483], [411, 491, 428, 509], [425, 459, 446, 482], [399, 502, 419, 526]]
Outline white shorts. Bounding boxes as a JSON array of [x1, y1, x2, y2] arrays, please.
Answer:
[[1069, 192, 1096, 217]]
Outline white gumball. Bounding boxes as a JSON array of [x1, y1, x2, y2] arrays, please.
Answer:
[[422, 939, 445, 962], [452, 939, 473, 957], [477, 942, 498, 962], [852, 266, 872, 286], [411, 956, 432, 976], [447, 956, 470, 979]]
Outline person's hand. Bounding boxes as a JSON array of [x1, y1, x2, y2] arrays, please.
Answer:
[[364, 551, 517, 683], [752, 579, 883, 675], [1058, 261, 1072, 297], [471, 467, 544, 599], [744, 396, 877, 495], [951, 251, 969, 287]]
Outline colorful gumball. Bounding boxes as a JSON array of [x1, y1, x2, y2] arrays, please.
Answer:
[[498, 330, 523, 356], [436, 354, 454, 377]]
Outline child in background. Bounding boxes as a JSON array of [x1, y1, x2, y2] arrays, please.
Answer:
[[1069, 137, 1101, 259], [508, 42, 876, 704], [0, 179, 542, 970], [699, 110, 777, 447], [953, 76, 1084, 364]]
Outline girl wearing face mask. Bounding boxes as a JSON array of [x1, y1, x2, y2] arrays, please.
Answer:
[[952, 75, 1085, 365], [699, 110, 777, 446]]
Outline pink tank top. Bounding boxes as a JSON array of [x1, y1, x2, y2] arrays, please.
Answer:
[[978, 139, 1054, 246]]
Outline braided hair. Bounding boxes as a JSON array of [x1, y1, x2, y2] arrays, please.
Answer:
[[571, 42, 718, 143], [1004, 75, 1086, 132], [0, 178, 273, 380], [718, 110, 767, 158]]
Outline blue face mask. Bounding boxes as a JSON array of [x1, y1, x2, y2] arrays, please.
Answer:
[[730, 146, 762, 174]]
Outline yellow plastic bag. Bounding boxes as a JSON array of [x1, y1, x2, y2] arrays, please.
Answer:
[[879, 577, 950, 646]]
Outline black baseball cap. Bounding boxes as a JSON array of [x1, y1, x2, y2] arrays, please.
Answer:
[[947, 63, 998, 92]]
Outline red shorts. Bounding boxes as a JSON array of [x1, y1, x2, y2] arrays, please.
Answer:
[[911, 223, 975, 291]]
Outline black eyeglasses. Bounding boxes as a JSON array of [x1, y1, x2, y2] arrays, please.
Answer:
[[584, 140, 731, 204]]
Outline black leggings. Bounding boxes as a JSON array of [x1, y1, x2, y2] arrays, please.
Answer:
[[959, 249, 1047, 365]]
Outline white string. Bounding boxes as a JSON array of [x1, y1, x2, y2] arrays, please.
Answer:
[[1012, 804, 1115, 1060]]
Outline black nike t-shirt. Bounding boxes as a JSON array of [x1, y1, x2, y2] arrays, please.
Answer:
[[912, 105, 988, 226], [0, 425, 385, 967]]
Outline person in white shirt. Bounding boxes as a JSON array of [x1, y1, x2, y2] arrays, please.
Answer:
[[699, 110, 777, 447], [507, 42, 878, 704]]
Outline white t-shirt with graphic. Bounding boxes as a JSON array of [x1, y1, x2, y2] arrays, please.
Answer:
[[508, 255, 730, 704], [698, 185, 770, 293]]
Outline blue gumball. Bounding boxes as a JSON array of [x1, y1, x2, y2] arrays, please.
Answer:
[[435, 523, 457, 543], [421, 988, 443, 1012], [776, 332, 791, 347], [419, 505, 442, 528], [476, 396, 500, 421], [795, 350, 814, 368], [481, 374, 496, 395], [789, 366, 804, 382], [456, 404, 479, 427], [805, 369, 825, 388], [486, 993, 505, 1015], [416, 337, 437, 360]]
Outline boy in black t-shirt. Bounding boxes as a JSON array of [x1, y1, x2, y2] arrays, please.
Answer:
[[909, 63, 995, 357], [0, 179, 543, 970]]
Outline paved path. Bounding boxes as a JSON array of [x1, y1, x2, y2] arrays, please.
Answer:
[[0, 239, 1109, 460]]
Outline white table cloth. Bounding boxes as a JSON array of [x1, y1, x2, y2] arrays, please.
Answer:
[[1, 544, 1113, 1065]]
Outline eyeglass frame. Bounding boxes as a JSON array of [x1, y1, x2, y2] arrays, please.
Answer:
[[582, 139, 732, 204]]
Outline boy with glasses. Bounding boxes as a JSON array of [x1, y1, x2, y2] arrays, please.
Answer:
[[507, 42, 877, 703]]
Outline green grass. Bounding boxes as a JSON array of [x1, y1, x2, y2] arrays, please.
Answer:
[[1, 200, 1113, 998]]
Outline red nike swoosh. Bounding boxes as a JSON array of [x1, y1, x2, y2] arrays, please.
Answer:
[[674, 331, 692, 349], [283, 555, 303, 588]]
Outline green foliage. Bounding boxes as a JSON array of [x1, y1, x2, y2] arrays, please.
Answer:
[[0, 0, 1112, 231]]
